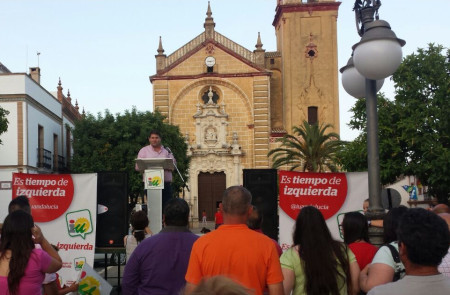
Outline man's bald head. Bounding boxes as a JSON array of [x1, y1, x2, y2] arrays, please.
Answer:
[[222, 186, 252, 216]]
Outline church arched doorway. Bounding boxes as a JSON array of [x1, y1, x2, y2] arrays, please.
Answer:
[[198, 172, 226, 221]]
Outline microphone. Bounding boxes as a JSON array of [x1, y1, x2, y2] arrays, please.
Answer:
[[166, 146, 172, 154]]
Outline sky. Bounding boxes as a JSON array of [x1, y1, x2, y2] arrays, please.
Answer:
[[1, 0, 449, 141]]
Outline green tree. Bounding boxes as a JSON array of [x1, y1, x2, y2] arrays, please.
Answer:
[[339, 44, 449, 203], [71, 108, 189, 200], [268, 121, 343, 172], [337, 94, 408, 185], [393, 44, 449, 202], [0, 107, 9, 144]]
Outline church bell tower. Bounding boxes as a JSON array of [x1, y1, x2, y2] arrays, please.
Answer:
[[272, 0, 340, 134]]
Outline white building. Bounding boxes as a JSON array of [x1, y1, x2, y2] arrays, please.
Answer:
[[0, 63, 82, 220]]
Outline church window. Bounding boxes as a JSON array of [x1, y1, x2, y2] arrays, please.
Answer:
[[308, 106, 318, 124], [201, 88, 219, 104]]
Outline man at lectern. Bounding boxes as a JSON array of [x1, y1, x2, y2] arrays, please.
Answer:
[[136, 130, 175, 211]]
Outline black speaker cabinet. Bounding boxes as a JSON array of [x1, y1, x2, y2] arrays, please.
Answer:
[[243, 169, 278, 241], [96, 172, 128, 248]]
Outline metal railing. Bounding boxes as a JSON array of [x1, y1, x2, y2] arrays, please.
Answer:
[[37, 148, 52, 169], [54, 155, 67, 173]]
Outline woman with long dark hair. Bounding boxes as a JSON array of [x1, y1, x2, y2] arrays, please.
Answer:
[[342, 211, 378, 270], [0, 210, 62, 295], [280, 206, 360, 295], [124, 210, 152, 259], [359, 206, 408, 293]]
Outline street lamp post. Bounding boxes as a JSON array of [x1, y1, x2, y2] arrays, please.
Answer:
[[340, 1, 405, 225]]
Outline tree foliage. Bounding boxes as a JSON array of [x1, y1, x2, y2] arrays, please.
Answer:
[[70, 108, 189, 199], [0, 107, 9, 145], [337, 94, 408, 185], [268, 121, 343, 172], [339, 44, 449, 203]]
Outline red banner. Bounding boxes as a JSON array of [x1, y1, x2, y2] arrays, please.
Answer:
[[12, 173, 74, 222], [279, 171, 348, 220]]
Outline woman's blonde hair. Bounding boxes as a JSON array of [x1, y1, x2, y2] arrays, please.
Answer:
[[189, 276, 252, 295]]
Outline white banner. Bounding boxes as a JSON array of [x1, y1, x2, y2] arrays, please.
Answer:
[[79, 263, 112, 295], [12, 173, 97, 287], [279, 171, 368, 251]]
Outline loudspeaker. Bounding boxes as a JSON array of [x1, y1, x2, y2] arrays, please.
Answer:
[[243, 169, 278, 241], [381, 188, 402, 210], [96, 172, 128, 248]]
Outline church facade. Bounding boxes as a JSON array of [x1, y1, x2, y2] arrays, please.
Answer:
[[150, 0, 341, 222]]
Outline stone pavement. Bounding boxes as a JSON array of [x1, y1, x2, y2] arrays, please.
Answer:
[[190, 220, 216, 235]]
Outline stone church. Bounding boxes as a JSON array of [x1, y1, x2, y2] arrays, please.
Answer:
[[149, 0, 340, 222]]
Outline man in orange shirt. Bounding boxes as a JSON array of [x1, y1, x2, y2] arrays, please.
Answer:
[[185, 186, 284, 295]]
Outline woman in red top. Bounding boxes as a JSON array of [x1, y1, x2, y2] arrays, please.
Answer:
[[342, 211, 378, 270]]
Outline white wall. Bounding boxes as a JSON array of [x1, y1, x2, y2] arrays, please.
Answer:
[[0, 73, 63, 170], [387, 176, 427, 209], [27, 103, 62, 168], [0, 74, 61, 118], [0, 74, 27, 95], [0, 169, 15, 222], [24, 76, 62, 116]]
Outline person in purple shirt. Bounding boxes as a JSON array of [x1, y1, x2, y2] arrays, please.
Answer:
[[122, 198, 198, 295], [136, 130, 176, 211]]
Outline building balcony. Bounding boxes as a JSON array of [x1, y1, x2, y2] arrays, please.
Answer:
[[37, 148, 52, 170], [54, 155, 68, 173]]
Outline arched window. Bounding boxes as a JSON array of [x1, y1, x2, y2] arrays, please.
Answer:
[[201, 88, 220, 104]]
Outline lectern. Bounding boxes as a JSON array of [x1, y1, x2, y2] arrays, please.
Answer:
[[135, 158, 174, 234]]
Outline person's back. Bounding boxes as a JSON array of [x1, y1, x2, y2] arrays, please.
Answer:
[[122, 198, 198, 295], [343, 211, 377, 270], [348, 241, 377, 270], [124, 229, 198, 294], [0, 211, 62, 295], [124, 210, 152, 259], [437, 213, 450, 277], [360, 206, 409, 293], [185, 186, 283, 295], [280, 206, 359, 295], [187, 223, 280, 291], [247, 205, 282, 257], [124, 232, 152, 258], [189, 276, 250, 295], [368, 208, 450, 295]]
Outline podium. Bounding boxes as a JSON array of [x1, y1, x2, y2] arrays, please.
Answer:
[[135, 158, 174, 234]]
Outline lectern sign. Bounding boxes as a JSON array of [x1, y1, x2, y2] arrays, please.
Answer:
[[144, 169, 164, 190]]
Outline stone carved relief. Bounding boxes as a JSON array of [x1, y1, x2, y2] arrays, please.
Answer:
[[205, 127, 218, 146], [297, 33, 325, 111], [185, 86, 245, 227], [194, 87, 232, 150], [189, 85, 243, 175], [205, 43, 215, 55]]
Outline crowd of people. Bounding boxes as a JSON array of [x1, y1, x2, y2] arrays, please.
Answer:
[[1, 186, 449, 295], [0, 196, 77, 294], [120, 186, 450, 295]]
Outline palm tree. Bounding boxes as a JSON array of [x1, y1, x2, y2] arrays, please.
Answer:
[[268, 121, 343, 172]]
